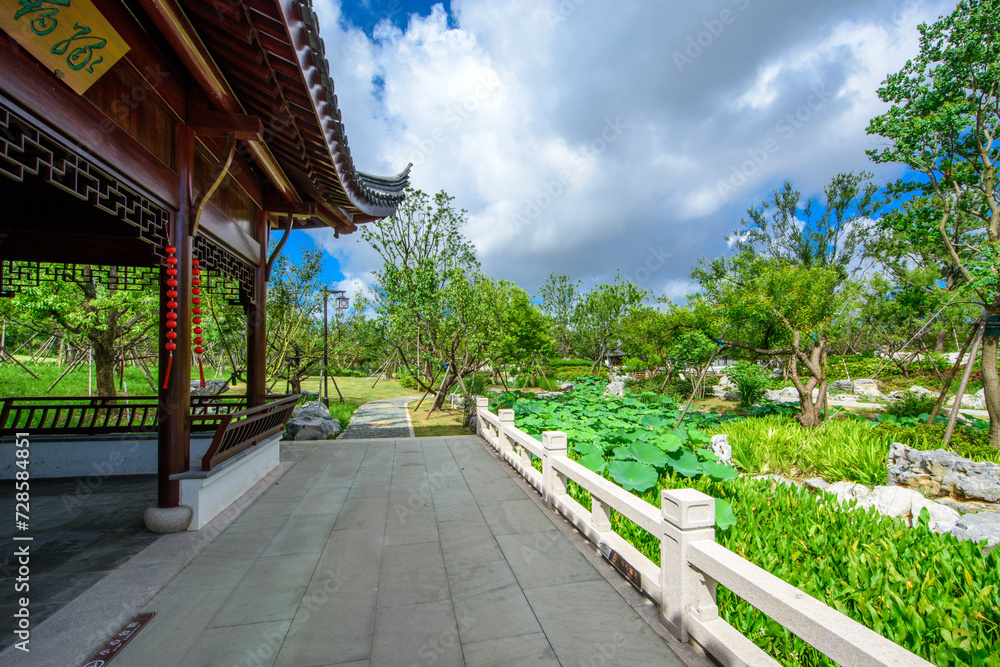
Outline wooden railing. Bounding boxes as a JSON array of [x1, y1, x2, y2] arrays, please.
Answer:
[[195, 394, 300, 471], [0, 395, 250, 435], [475, 398, 930, 667]]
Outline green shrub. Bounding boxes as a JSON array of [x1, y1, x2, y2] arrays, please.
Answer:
[[706, 415, 888, 486], [598, 475, 1000, 667], [548, 357, 592, 367], [884, 391, 938, 419], [398, 373, 420, 389], [726, 361, 771, 407]]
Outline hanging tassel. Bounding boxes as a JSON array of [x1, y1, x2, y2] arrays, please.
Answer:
[[162, 352, 173, 389], [198, 357, 206, 387]]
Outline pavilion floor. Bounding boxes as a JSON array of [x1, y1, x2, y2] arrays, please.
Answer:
[[0, 435, 713, 667]]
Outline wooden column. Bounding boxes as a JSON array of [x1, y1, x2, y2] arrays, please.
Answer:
[[157, 124, 195, 507], [247, 210, 268, 407]]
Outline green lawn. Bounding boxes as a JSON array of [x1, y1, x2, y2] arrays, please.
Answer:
[[1, 361, 471, 436]]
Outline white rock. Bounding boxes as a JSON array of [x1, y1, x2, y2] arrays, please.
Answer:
[[853, 379, 883, 397], [804, 478, 830, 490], [826, 481, 872, 504], [858, 486, 925, 519], [910, 496, 961, 532], [909, 386, 935, 397], [709, 434, 732, 464], [778, 387, 800, 402], [604, 374, 626, 398], [830, 380, 855, 392]]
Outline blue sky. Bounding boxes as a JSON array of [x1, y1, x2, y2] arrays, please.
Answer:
[[291, 0, 957, 305]]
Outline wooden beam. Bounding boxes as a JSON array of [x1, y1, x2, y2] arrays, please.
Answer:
[[263, 199, 317, 217], [188, 109, 264, 141]]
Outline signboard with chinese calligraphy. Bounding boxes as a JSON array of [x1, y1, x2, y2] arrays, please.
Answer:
[[0, 0, 129, 95]]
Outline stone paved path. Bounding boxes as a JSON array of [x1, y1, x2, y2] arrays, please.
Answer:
[[92, 436, 694, 667], [339, 396, 421, 439]]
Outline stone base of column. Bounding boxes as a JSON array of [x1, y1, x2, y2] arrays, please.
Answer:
[[143, 505, 193, 534]]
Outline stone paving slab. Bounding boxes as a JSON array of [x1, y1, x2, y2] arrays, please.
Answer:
[[339, 396, 420, 439], [9, 436, 712, 666]]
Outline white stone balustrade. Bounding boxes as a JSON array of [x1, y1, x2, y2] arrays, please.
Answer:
[[474, 398, 932, 667]]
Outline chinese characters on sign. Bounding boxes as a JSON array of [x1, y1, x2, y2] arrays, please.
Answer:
[[0, 0, 129, 94]]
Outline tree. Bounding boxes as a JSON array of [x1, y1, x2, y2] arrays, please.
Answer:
[[867, 0, 1000, 445], [362, 188, 495, 414], [728, 173, 879, 280], [14, 268, 157, 397], [692, 252, 848, 427], [536, 273, 581, 357], [266, 247, 326, 394], [486, 281, 552, 384], [571, 274, 648, 370]]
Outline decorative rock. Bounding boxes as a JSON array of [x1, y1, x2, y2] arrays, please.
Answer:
[[190, 379, 229, 396], [558, 382, 575, 392], [825, 481, 960, 532], [804, 478, 830, 490], [911, 496, 961, 532], [716, 375, 733, 391], [285, 416, 339, 441], [777, 387, 800, 402], [909, 385, 936, 397], [830, 379, 855, 392], [709, 434, 732, 464], [946, 393, 985, 410], [536, 392, 564, 399], [949, 512, 1000, 550], [764, 389, 782, 401], [604, 374, 626, 398], [888, 442, 1000, 502], [292, 400, 332, 421], [853, 379, 882, 397], [144, 505, 193, 534], [825, 481, 871, 504], [723, 391, 740, 402], [468, 413, 478, 433]]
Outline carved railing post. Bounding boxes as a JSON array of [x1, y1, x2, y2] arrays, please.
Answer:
[[542, 431, 568, 508], [661, 488, 718, 642]]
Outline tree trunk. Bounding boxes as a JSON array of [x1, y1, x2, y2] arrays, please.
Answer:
[[90, 328, 117, 398], [934, 331, 947, 353], [982, 319, 1000, 448]]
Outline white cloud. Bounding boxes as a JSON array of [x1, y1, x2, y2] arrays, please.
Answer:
[[313, 0, 954, 295]]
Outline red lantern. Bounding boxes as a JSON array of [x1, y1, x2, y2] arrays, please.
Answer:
[[193, 256, 207, 387], [162, 244, 179, 389]]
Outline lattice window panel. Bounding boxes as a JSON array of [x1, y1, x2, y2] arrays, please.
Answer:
[[194, 235, 255, 306], [0, 99, 171, 257], [0, 262, 162, 296], [0, 99, 258, 305]]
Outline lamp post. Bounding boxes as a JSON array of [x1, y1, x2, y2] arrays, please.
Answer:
[[322, 286, 349, 404]]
